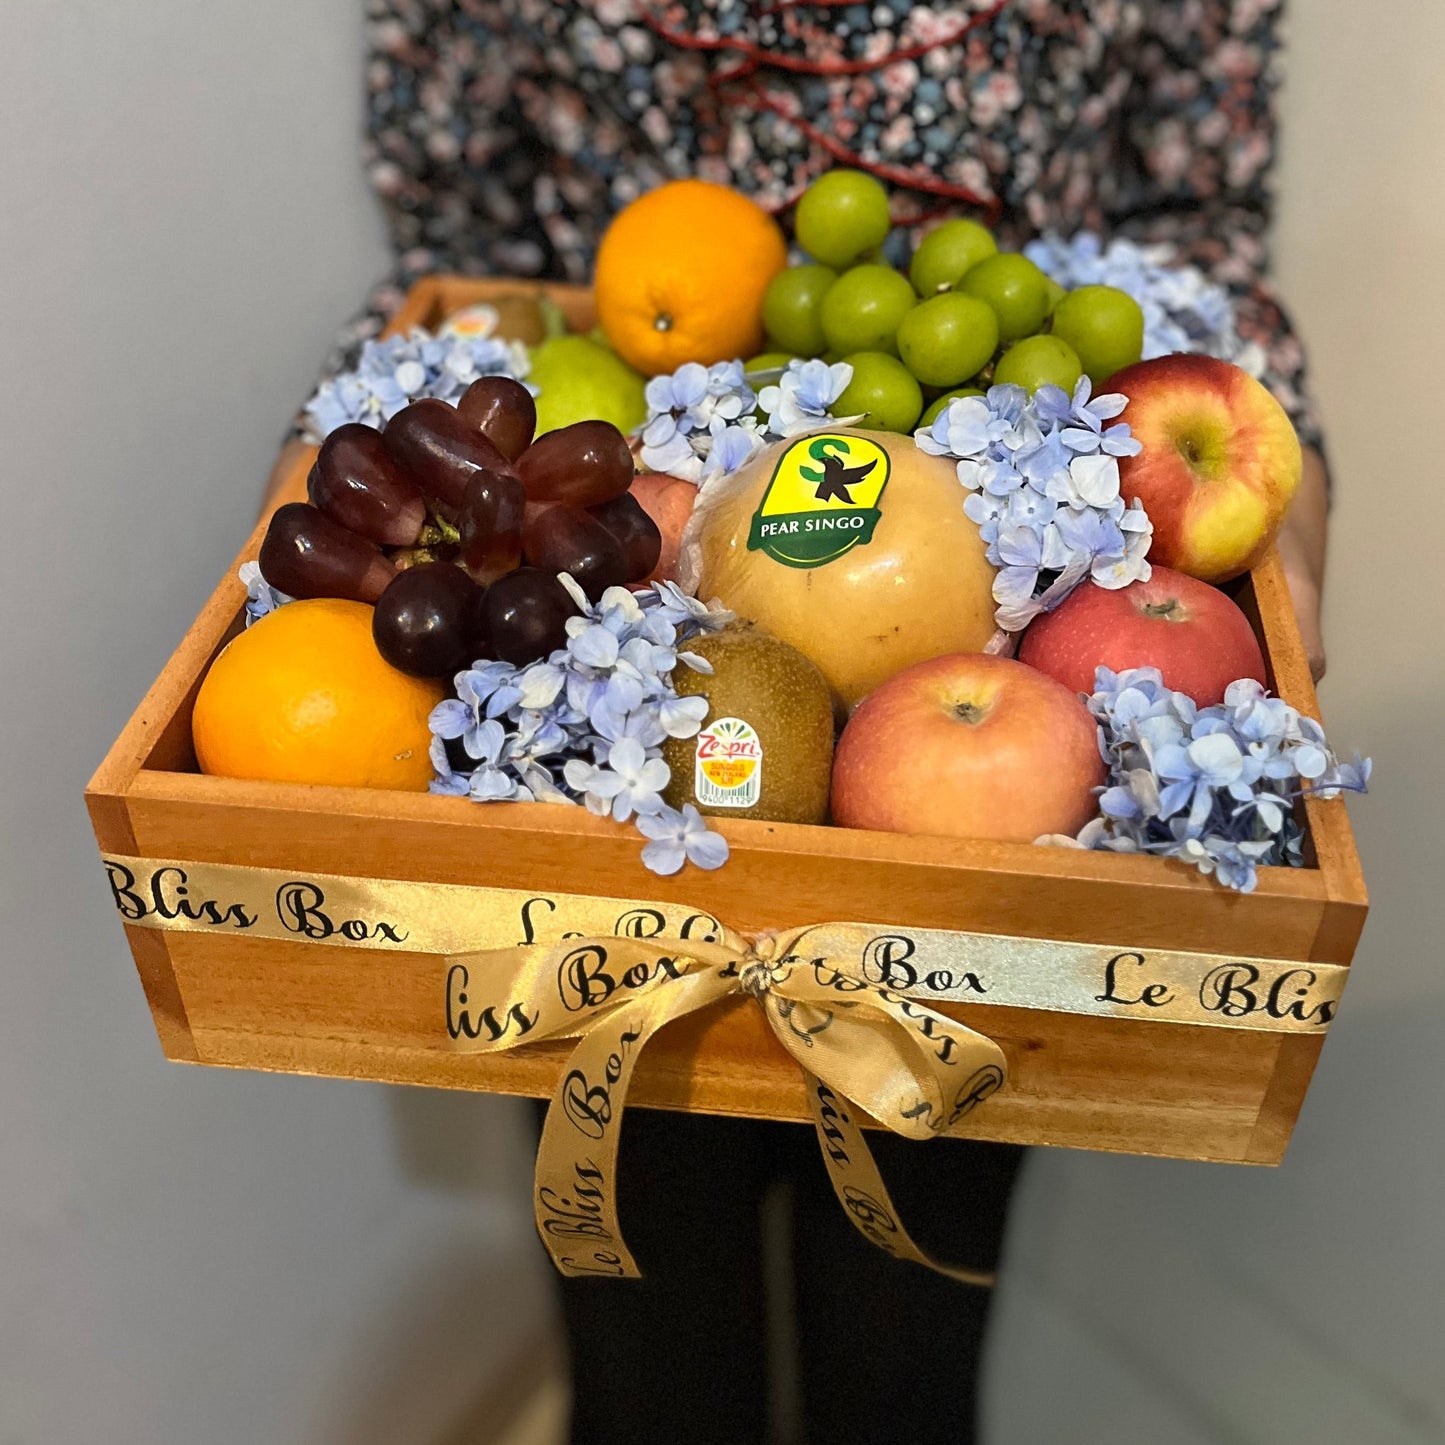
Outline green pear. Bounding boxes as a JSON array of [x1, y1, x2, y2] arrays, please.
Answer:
[[528, 334, 648, 437]]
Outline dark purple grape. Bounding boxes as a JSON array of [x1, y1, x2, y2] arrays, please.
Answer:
[[516, 420, 634, 506], [382, 398, 517, 513], [457, 468, 526, 586], [372, 562, 480, 677], [309, 423, 427, 546], [522, 504, 628, 600], [477, 568, 580, 666], [457, 376, 537, 462], [258, 502, 395, 604], [589, 492, 662, 583]]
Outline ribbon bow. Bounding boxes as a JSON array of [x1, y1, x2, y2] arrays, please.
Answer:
[[446, 921, 1008, 1283]]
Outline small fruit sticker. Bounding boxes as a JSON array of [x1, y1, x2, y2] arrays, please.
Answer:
[[694, 717, 763, 809], [746, 434, 891, 569]]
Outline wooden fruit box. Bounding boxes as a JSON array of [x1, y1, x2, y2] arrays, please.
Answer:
[[86, 276, 1367, 1167]]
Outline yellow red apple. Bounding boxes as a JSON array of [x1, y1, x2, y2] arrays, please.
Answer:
[[1109, 355, 1301, 583], [630, 472, 697, 583], [1018, 567, 1265, 706], [831, 654, 1105, 843]]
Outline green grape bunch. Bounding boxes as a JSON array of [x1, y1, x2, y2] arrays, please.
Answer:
[[755, 168, 1147, 433]]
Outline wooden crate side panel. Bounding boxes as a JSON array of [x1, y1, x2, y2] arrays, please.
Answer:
[[85, 789, 138, 857], [1195, 552, 1367, 969], [125, 928, 200, 1063], [420, 277, 598, 333], [109, 772, 1333, 1157], [119, 778, 1336, 963], [164, 932, 1277, 1163], [1249, 549, 1369, 964], [1242, 1033, 1325, 1165], [87, 788, 199, 1061]]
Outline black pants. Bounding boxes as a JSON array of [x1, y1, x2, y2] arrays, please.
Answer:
[[540, 1104, 1025, 1445]]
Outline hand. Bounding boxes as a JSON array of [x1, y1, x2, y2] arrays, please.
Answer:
[[1276, 446, 1330, 683]]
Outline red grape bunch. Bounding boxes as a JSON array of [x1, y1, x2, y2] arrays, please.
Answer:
[[256, 377, 661, 678]]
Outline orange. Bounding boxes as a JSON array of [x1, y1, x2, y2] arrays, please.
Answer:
[[192, 599, 445, 791], [594, 179, 788, 376]]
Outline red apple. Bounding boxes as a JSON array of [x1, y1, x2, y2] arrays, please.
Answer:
[[630, 472, 697, 583], [831, 654, 1105, 843], [1109, 354, 1301, 583], [1018, 567, 1265, 705]]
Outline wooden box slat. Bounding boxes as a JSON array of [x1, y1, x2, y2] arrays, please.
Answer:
[[85, 277, 1367, 1167]]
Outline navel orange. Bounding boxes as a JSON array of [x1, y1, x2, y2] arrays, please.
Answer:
[[192, 599, 445, 791], [594, 179, 788, 376]]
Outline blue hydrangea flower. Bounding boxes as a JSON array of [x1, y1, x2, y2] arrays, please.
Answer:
[[649, 580, 734, 634], [426, 576, 735, 875], [429, 702, 505, 771], [917, 378, 1153, 630], [658, 693, 710, 737], [917, 389, 1020, 460], [636, 803, 731, 875], [1024, 232, 1266, 376], [470, 762, 528, 802], [644, 362, 712, 419], [636, 355, 868, 485], [1038, 666, 1371, 892], [563, 737, 670, 822], [699, 417, 767, 480], [638, 417, 697, 475], [639, 360, 764, 480], [239, 560, 290, 625], [428, 734, 471, 797], [757, 359, 856, 438], [303, 329, 530, 440]]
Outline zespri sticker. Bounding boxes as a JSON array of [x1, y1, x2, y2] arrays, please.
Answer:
[[746, 434, 891, 569], [693, 717, 762, 808]]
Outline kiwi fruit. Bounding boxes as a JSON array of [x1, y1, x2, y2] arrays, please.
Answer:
[[662, 624, 835, 824]]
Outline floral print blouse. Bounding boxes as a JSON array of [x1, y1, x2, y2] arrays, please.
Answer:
[[324, 0, 1321, 450]]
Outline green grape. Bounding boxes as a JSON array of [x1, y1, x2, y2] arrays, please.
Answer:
[[908, 219, 998, 296], [895, 293, 999, 388], [960, 253, 1050, 342], [795, 170, 892, 270], [1049, 284, 1145, 382], [1043, 274, 1067, 315], [835, 352, 923, 433], [994, 334, 1083, 393], [919, 387, 984, 428], [761, 264, 837, 357], [744, 351, 800, 376], [819, 264, 918, 356]]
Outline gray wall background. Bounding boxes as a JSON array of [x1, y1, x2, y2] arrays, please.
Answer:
[[985, 6, 1445, 1440], [1, 2, 1441, 1442], [0, 5, 555, 1443]]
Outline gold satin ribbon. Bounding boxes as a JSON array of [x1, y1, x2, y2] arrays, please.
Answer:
[[446, 927, 1006, 1283], [100, 853, 1350, 1282], [100, 855, 1348, 1034]]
